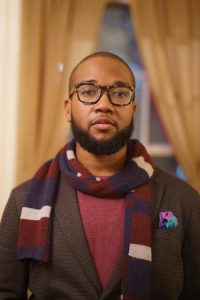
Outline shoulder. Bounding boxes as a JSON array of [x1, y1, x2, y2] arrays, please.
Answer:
[[12, 179, 31, 196], [152, 167, 199, 196], [4, 180, 32, 217], [151, 167, 200, 214]]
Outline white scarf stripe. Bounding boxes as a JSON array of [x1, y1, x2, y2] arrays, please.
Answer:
[[66, 150, 75, 160], [132, 156, 154, 177], [129, 243, 152, 261], [21, 205, 51, 221]]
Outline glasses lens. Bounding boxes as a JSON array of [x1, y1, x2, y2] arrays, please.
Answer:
[[109, 86, 132, 105], [77, 84, 100, 103]]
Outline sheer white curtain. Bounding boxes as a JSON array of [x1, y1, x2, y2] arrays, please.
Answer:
[[0, 0, 22, 218]]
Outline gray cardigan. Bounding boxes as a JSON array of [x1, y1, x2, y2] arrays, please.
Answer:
[[0, 168, 200, 300]]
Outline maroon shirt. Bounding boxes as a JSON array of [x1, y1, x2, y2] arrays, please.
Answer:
[[77, 191, 125, 288]]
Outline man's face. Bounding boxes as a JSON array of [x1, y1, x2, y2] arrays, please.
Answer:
[[65, 56, 136, 155]]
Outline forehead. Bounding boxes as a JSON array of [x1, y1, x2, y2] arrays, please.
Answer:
[[70, 56, 135, 88]]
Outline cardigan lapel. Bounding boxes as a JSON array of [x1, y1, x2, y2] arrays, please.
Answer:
[[100, 254, 122, 299], [54, 175, 102, 295], [150, 168, 166, 223]]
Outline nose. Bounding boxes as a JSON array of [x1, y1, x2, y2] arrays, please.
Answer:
[[93, 90, 114, 113]]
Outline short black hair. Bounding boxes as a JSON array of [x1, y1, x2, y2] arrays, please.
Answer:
[[68, 51, 135, 94]]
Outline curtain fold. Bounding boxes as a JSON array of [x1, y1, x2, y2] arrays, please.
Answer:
[[17, 0, 106, 184], [0, 0, 22, 218], [130, 0, 200, 191]]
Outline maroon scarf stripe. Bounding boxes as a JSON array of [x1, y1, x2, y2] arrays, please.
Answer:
[[18, 219, 49, 248]]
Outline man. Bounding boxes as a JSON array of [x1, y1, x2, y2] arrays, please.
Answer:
[[0, 52, 200, 300]]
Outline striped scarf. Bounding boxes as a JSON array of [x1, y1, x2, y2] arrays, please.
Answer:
[[17, 139, 154, 300]]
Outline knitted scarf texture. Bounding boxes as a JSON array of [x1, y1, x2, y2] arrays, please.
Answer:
[[17, 139, 154, 300]]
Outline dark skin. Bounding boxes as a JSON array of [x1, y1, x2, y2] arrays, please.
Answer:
[[65, 55, 136, 176]]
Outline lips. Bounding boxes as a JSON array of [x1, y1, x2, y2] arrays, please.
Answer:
[[92, 119, 114, 125], [90, 118, 117, 130]]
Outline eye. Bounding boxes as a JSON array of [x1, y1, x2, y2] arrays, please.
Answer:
[[78, 85, 98, 97], [111, 87, 130, 98]]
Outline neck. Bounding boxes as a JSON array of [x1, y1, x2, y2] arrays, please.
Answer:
[[75, 143, 128, 176]]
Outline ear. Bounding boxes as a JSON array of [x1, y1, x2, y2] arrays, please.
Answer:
[[64, 99, 72, 122], [131, 103, 137, 114]]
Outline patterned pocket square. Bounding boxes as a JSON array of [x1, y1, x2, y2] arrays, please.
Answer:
[[159, 211, 178, 229]]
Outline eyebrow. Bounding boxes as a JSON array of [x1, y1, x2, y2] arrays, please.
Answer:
[[78, 80, 98, 84], [77, 80, 133, 87]]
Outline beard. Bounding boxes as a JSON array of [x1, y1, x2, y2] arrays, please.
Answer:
[[70, 116, 134, 155]]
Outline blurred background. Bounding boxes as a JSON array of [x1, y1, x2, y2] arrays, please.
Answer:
[[1, 0, 200, 218]]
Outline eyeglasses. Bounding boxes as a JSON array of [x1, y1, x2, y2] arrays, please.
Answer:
[[69, 82, 135, 106]]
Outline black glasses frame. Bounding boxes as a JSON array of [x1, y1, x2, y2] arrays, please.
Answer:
[[69, 82, 135, 106]]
